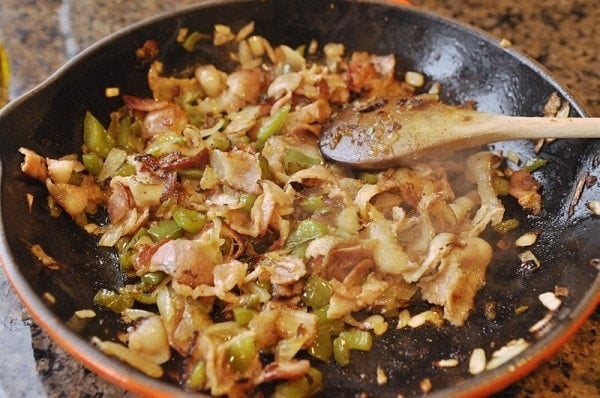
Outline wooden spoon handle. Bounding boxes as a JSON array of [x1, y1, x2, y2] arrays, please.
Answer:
[[320, 95, 600, 169], [459, 112, 600, 143]]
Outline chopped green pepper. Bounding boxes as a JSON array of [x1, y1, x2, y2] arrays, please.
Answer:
[[332, 335, 350, 366], [258, 154, 274, 180], [118, 250, 135, 270], [338, 330, 373, 351], [359, 172, 378, 184], [182, 31, 208, 52], [256, 104, 291, 150], [84, 111, 113, 159], [283, 148, 322, 174], [115, 161, 136, 177], [186, 360, 206, 390], [140, 271, 167, 287], [232, 307, 256, 326], [301, 275, 332, 309], [148, 219, 184, 241], [313, 306, 344, 336], [93, 288, 134, 313], [172, 206, 208, 234], [146, 133, 186, 156], [237, 293, 261, 310], [308, 325, 333, 362], [273, 367, 323, 398], [286, 219, 328, 257], [125, 287, 160, 305], [116, 115, 144, 153], [522, 157, 548, 172], [82, 152, 104, 176], [208, 131, 230, 151], [177, 168, 205, 180], [300, 194, 327, 213], [228, 333, 257, 372], [239, 193, 257, 213]]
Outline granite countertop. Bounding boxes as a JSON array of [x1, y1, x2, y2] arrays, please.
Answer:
[[0, 0, 599, 396]]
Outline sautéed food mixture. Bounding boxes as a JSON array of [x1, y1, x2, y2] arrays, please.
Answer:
[[20, 22, 550, 396]]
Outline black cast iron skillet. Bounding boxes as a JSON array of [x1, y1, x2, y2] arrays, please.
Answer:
[[1, 0, 599, 396]]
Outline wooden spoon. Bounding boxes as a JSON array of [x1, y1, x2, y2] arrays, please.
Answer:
[[319, 94, 598, 169]]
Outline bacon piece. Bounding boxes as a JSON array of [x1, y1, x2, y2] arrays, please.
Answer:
[[347, 57, 378, 94], [107, 180, 134, 224], [320, 242, 374, 282], [509, 170, 542, 215], [418, 235, 493, 326], [158, 149, 210, 171], [135, 40, 159, 64], [226, 68, 265, 104], [19, 147, 48, 182], [210, 149, 262, 194], [135, 149, 210, 175], [146, 237, 220, 287], [122, 95, 169, 112]]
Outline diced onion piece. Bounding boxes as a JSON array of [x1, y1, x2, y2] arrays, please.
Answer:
[[420, 378, 432, 394], [433, 358, 459, 368], [323, 43, 344, 71], [92, 337, 164, 378], [362, 314, 388, 336], [408, 310, 443, 328], [397, 309, 410, 329], [274, 45, 306, 72], [556, 102, 571, 118], [176, 27, 189, 42], [26, 193, 34, 212], [195, 65, 226, 98], [515, 231, 539, 247], [75, 309, 96, 319], [376, 366, 388, 385], [235, 21, 255, 42], [486, 338, 529, 370], [213, 24, 235, 46], [518, 250, 541, 270], [105, 87, 120, 98], [247, 35, 265, 57], [528, 312, 554, 337], [46, 158, 78, 184], [43, 292, 56, 304], [428, 81, 441, 95], [506, 150, 520, 165], [405, 71, 425, 87], [587, 200, 600, 215], [125, 312, 171, 365], [469, 348, 486, 375], [538, 291, 562, 311], [500, 38, 513, 48], [308, 39, 318, 55]]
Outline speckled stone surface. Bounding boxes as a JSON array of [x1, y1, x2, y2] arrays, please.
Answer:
[[0, 1, 599, 397]]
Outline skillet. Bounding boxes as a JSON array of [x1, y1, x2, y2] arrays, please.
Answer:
[[1, 0, 599, 396]]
